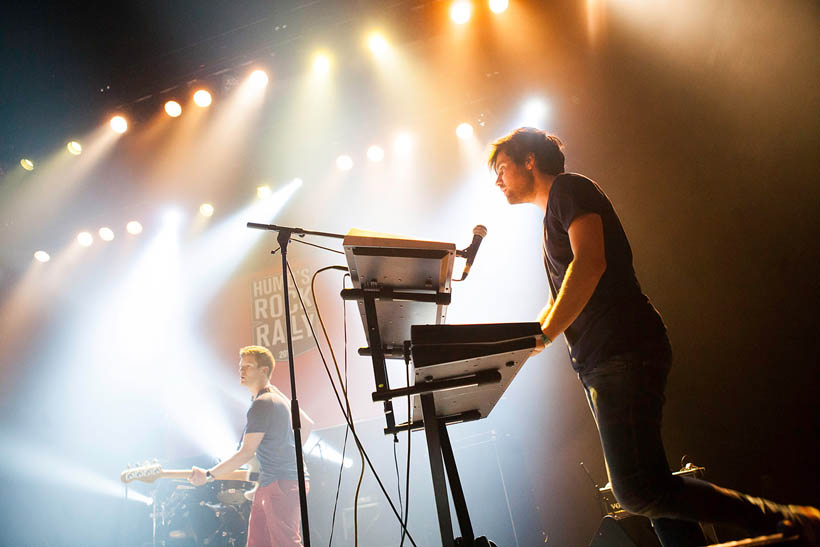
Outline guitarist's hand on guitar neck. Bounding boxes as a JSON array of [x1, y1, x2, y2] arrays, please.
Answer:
[[189, 466, 209, 487]]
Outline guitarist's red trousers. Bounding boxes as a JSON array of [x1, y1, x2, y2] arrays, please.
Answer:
[[247, 479, 307, 546]]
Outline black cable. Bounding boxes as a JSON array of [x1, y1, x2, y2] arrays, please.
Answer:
[[400, 355, 412, 546], [288, 264, 417, 546], [392, 437, 403, 533], [328, 274, 352, 546], [305, 265, 405, 546], [304, 265, 366, 547], [328, 419, 349, 546], [345, 276, 366, 547]]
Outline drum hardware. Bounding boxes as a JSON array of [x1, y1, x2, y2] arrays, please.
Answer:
[[146, 477, 252, 546]]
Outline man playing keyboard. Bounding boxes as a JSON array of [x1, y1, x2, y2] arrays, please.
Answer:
[[488, 127, 818, 546]]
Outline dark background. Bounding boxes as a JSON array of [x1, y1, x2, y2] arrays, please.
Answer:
[[1, 1, 818, 545]]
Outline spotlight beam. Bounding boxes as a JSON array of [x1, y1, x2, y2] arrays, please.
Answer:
[[0, 430, 152, 504]]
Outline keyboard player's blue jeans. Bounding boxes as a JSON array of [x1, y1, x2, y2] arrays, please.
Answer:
[[579, 341, 793, 546]]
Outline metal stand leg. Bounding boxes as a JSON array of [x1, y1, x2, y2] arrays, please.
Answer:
[[439, 422, 475, 544], [277, 229, 311, 546], [421, 393, 455, 547], [362, 291, 396, 431]]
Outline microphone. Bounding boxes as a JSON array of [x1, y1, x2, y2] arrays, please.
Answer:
[[458, 225, 487, 281]]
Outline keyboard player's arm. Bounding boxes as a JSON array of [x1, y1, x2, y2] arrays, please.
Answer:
[[540, 213, 606, 345], [536, 292, 554, 324], [532, 288, 555, 354]]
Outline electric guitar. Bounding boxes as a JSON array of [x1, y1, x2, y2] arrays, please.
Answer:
[[120, 462, 259, 484]]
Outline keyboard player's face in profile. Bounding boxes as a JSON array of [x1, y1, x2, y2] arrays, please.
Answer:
[[494, 151, 536, 205]]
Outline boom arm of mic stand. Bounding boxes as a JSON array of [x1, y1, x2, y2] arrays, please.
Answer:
[[246, 222, 346, 240]]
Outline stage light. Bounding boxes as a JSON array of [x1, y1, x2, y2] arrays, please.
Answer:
[[313, 53, 331, 75], [110, 115, 128, 134], [20, 158, 34, 171], [162, 208, 184, 227], [249, 69, 269, 89], [126, 221, 143, 235], [489, 0, 508, 14], [193, 89, 212, 107], [456, 122, 474, 139], [292, 178, 303, 188], [521, 97, 550, 125], [367, 145, 385, 162], [367, 32, 390, 58], [257, 185, 272, 199], [0, 432, 156, 507], [394, 132, 414, 155], [99, 227, 115, 241], [164, 100, 182, 117], [450, 1, 473, 24], [336, 154, 354, 171], [200, 203, 215, 217], [77, 232, 93, 247], [67, 141, 83, 155], [34, 251, 50, 263]]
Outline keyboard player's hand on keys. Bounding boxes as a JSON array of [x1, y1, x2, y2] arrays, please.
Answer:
[[532, 336, 547, 355]]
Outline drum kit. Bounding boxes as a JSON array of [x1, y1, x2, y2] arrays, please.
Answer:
[[150, 479, 256, 546]]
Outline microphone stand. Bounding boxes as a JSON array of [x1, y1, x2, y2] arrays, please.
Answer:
[[246, 222, 345, 547]]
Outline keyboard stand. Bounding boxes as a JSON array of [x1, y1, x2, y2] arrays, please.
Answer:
[[342, 229, 537, 546], [422, 392, 475, 546]]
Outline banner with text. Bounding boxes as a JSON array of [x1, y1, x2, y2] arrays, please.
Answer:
[[250, 266, 317, 362]]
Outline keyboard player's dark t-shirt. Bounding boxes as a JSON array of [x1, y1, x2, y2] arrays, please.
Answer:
[[543, 173, 666, 371]]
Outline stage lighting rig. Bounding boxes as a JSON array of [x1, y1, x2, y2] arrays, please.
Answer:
[[489, 0, 509, 14], [126, 221, 143, 235], [336, 154, 354, 171], [257, 185, 273, 199], [456, 122, 474, 139], [77, 232, 94, 247], [367, 32, 390, 58], [164, 100, 182, 117], [367, 145, 385, 162], [249, 69, 269, 89], [110, 116, 128, 134], [394, 132, 414, 155], [312, 53, 331, 75], [450, 1, 473, 24], [193, 89, 213, 107]]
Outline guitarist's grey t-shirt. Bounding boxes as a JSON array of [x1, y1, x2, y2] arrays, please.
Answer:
[[245, 391, 300, 486]]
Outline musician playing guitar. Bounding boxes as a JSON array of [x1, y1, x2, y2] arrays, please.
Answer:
[[189, 346, 310, 546]]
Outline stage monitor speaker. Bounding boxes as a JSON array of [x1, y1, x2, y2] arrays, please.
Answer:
[[589, 515, 662, 547]]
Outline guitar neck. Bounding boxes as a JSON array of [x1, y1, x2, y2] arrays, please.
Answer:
[[158, 469, 255, 482]]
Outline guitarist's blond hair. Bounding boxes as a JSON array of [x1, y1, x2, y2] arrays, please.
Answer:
[[239, 345, 275, 377]]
